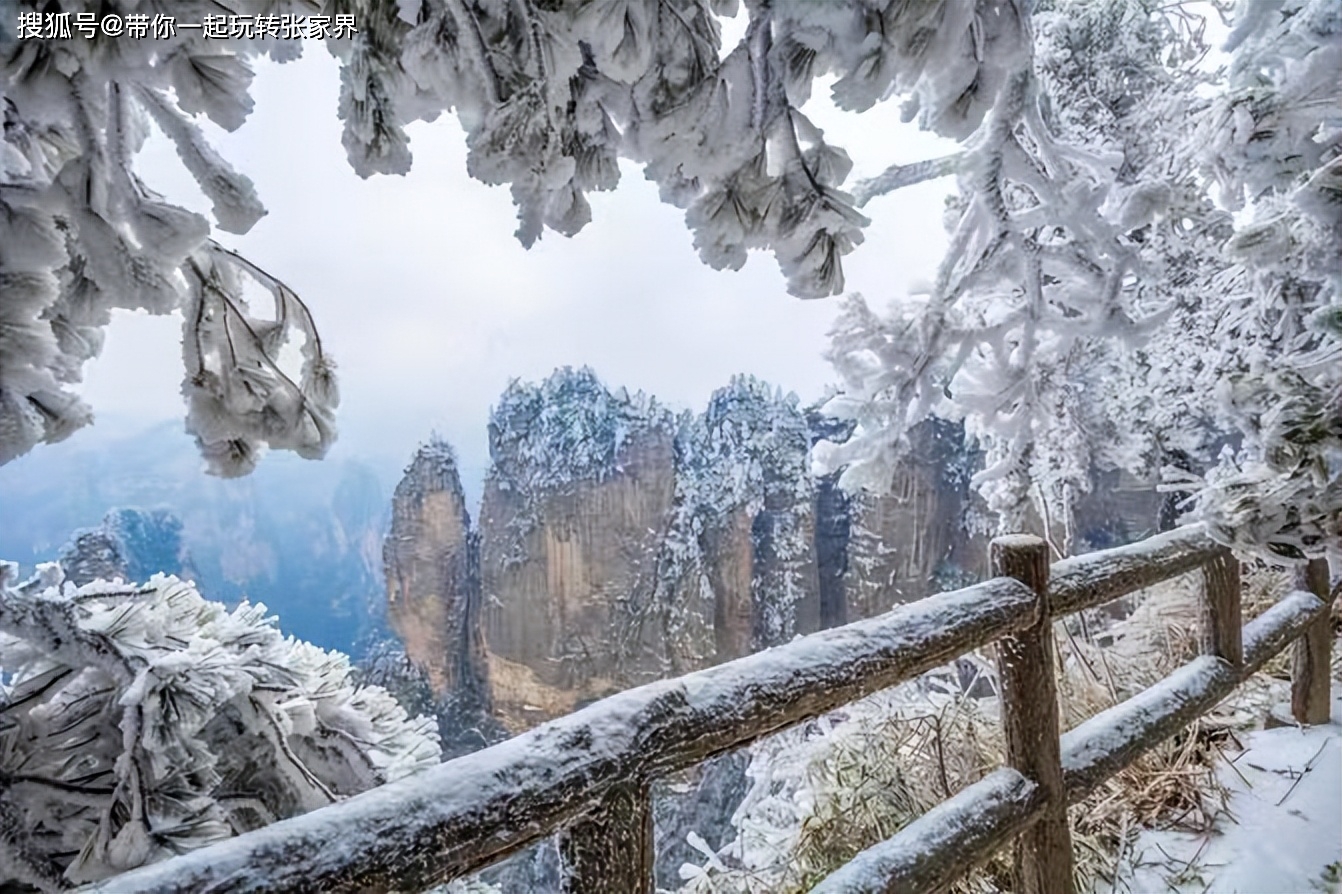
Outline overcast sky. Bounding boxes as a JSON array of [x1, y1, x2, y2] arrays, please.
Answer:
[[62, 29, 956, 503]]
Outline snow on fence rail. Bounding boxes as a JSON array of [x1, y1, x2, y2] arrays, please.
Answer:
[[812, 537, 1331, 894], [80, 525, 1333, 894]]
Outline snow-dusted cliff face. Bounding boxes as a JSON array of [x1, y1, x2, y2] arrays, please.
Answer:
[[667, 375, 824, 659], [481, 371, 682, 730], [59, 508, 194, 587], [385, 368, 999, 737], [384, 442, 486, 697]]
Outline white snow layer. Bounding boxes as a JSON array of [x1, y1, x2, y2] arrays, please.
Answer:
[[1108, 695, 1342, 894]]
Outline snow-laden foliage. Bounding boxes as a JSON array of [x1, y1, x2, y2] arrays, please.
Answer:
[[374, 0, 880, 295], [1, 3, 338, 473], [818, 0, 1197, 546], [817, 0, 1340, 561], [0, 562, 440, 890], [3, 0, 1045, 469], [7, 0, 1334, 555], [1185, 0, 1342, 560]]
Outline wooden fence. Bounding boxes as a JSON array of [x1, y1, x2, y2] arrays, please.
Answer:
[[81, 525, 1334, 894]]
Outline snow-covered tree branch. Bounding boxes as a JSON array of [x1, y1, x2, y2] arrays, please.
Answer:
[[1, 4, 341, 473], [0, 0, 1041, 471], [816, 0, 1340, 562], [1186, 0, 1342, 559], [0, 561, 440, 890], [3, 0, 1336, 558]]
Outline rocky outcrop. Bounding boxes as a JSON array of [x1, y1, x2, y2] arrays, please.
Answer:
[[808, 411, 855, 629], [383, 441, 493, 744], [60, 528, 128, 585], [383, 371, 1048, 739], [478, 370, 684, 731], [682, 377, 821, 654], [481, 435, 681, 728], [842, 418, 989, 618], [59, 508, 192, 586], [386, 371, 837, 734]]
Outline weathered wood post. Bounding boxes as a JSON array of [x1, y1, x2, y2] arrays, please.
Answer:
[[1292, 557, 1332, 725], [558, 781, 653, 893], [1201, 549, 1243, 667], [991, 535, 1076, 894]]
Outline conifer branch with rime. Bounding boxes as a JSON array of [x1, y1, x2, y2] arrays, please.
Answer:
[[0, 561, 440, 889]]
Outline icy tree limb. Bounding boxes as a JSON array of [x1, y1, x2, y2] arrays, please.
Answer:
[[0, 799, 66, 894], [852, 153, 965, 207]]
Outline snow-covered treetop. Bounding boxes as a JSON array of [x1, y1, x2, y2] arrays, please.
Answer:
[[816, 0, 1340, 560], [1184, 0, 1341, 560], [487, 365, 674, 495], [481, 367, 812, 525]]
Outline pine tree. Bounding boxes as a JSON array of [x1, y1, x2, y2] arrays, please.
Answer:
[[0, 562, 440, 890]]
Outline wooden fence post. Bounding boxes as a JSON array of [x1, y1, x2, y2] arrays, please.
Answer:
[[1201, 549, 1243, 667], [991, 535, 1076, 894], [558, 781, 653, 894], [1292, 557, 1332, 725]]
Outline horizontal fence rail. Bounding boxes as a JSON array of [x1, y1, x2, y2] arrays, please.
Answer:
[[84, 577, 1038, 893], [810, 768, 1047, 894], [814, 545, 1332, 894], [812, 588, 1330, 894], [1061, 589, 1325, 803], [1047, 525, 1224, 617], [79, 525, 1335, 894]]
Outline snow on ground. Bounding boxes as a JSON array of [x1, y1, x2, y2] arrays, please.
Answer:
[[1110, 695, 1342, 894]]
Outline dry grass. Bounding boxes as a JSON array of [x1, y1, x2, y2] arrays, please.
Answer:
[[680, 561, 1334, 894], [789, 688, 1012, 893], [1055, 564, 1306, 890], [782, 564, 1317, 893]]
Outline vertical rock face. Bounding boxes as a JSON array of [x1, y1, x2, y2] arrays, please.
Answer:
[[384, 371, 991, 737], [698, 506, 755, 660], [680, 376, 820, 655], [1074, 468, 1167, 548], [60, 529, 129, 585], [383, 441, 490, 731], [479, 369, 681, 731], [808, 411, 855, 630], [59, 508, 192, 586], [843, 419, 989, 617]]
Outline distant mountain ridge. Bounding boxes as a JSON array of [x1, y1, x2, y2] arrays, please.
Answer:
[[0, 422, 391, 656], [383, 368, 1034, 743]]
